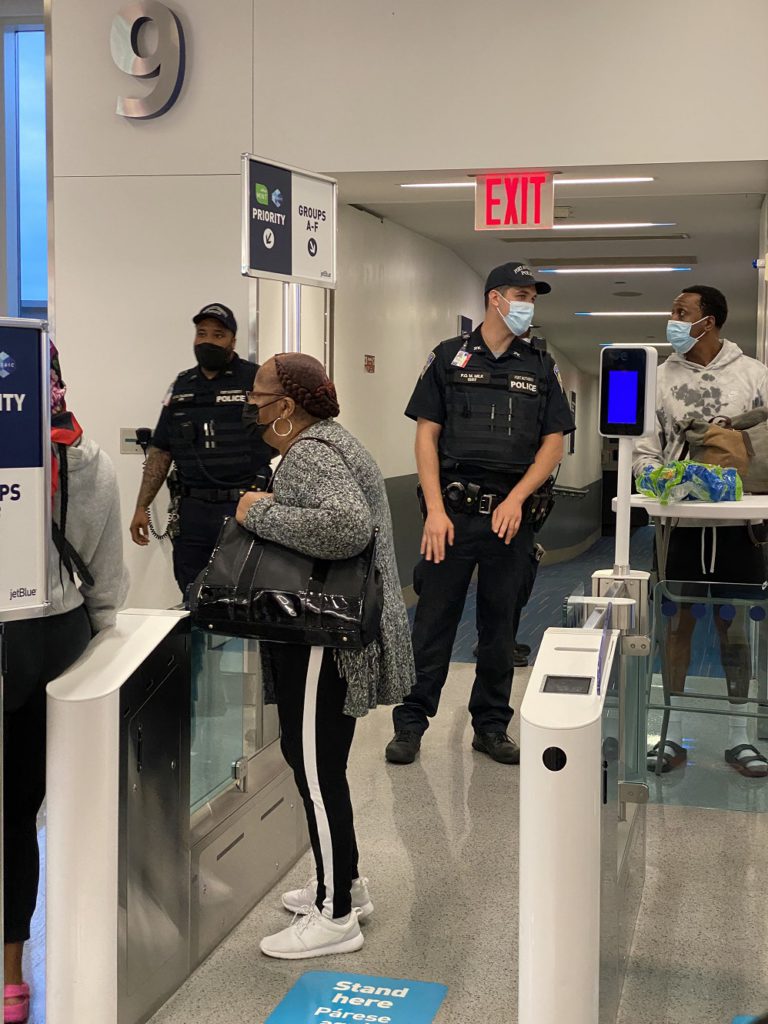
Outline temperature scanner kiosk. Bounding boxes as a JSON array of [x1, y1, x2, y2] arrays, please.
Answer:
[[518, 346, 657, 1024]]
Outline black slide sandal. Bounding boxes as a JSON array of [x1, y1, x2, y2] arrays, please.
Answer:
[[725, 744, 768, 779], [647, 740, 687, 773]]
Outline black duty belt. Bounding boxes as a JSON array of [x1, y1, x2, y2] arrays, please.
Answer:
[[181, 486, 254, 502], [442, 481, 502, 516]]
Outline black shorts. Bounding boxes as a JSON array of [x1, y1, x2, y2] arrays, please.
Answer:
[[663, 525, 766, 601]]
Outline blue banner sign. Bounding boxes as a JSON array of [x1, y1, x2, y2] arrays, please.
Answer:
[[0, 320, 49, 616], [266, 971, 447, 1024]]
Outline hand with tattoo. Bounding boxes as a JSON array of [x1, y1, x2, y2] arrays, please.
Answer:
[[130, 447, 172, 545]]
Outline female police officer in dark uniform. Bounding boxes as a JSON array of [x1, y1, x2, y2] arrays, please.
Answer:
[[386, 263, 575, 765], [130, 303, 273, 597]]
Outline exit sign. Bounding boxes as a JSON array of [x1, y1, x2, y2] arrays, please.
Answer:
[[475, 172, 555, 231]]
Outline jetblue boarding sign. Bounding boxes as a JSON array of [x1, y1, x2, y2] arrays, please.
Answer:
[[0, 320, 49, 618], [266, 972, 447, 1024], [242, 153, 337, 288]]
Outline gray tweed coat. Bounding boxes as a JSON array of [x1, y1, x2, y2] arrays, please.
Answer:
[[243, 418, 415, 717]]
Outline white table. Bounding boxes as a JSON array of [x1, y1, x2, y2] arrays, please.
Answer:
[[612, 495, 768, 749], [611, 494, 768, 578]]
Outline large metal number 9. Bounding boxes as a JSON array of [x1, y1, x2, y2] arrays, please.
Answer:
[[110, 1, 185, 120]]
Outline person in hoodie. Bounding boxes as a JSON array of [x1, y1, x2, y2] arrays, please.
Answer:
[[634, 285, 768, 778], [3, 342, 128, 1024]]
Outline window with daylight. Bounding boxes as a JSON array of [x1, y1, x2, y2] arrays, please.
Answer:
[[4, 24, 47, 318]]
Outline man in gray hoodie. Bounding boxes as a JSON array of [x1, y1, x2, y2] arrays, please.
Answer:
[[634, 285, 768, 778]]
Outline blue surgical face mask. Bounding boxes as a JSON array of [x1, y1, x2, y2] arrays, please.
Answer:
[[498, 297, 535, 337], [666, 316, 709, 355]]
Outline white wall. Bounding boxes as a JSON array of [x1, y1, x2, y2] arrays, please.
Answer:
[[253, 0, 768, 174], [547, 345, 601, 489], [332, 205, 483, 478], [49, 0, 487, 607], [50, 0, 618, 607]]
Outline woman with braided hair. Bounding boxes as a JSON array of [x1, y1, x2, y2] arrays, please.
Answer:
[[237, 352, 414, 960]]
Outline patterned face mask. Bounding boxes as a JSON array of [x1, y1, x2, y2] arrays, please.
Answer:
[[50, 339, 68, 415], [48, 339, 82, 499]]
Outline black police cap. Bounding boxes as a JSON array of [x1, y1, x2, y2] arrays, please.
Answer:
[[484, 262, 552, 296], [193, 303, 238, 334]]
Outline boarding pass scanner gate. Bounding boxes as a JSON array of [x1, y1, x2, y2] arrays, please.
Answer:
[[46, 610, 308, 1024], [518, 345, 656, 1024]]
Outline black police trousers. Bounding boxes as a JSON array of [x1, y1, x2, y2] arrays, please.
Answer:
[[172, 496, 237, 599], [394, 512, 534, 735], [509, 540, 541, 640]]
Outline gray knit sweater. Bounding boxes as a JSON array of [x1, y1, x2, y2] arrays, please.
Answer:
[[243, 419, 415, 717]]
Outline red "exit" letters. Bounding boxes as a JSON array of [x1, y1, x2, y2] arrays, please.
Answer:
[[475, 172, 555, 231]]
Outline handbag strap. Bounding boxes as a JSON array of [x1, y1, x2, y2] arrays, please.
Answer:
[[271, 435, 357, 487], [272, 435, 375, 527]]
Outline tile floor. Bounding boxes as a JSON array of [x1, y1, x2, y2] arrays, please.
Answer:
[[145, 663, 768, 1024]]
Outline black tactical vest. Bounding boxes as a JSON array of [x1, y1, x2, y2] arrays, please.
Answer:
[[441, 339, 549, 473], [166, 356, 272, 488]]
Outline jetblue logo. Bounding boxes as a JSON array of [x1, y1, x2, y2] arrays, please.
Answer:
[[0, 484, 21, 501], [9, 586, 37, 601], [0, 351, 16, 378]]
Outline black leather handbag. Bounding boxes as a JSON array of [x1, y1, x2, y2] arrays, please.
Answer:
[[189, 439, 383, 649]]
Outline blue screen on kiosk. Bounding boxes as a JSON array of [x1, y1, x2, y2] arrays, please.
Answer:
[[607, 370, 639, 424]]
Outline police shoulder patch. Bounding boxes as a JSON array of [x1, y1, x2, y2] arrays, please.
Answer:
[[420, 351, 436, 379], [161, 381, 175, 407], [553, 362, 565, 392]]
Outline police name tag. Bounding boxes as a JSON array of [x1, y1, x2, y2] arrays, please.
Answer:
[[451, 349, 472, 369], [510, 373, 539, 395], [215, 391, 246, 403], [456, 370, 490, 385]]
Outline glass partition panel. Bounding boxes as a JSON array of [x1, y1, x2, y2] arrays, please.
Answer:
[[190, 630, 281, 813], [648, 580, 768, 811]]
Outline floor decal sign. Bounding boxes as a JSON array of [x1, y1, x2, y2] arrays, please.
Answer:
[[266, 971, 448, 1024]]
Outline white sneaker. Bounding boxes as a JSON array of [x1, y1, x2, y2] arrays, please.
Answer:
[[281, 876, 374, 920], [260, 905, 364, 960]]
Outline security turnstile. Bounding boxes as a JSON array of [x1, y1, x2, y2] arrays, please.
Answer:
[[46, 609, 307, 1024], [518, 574, 650, 1024]]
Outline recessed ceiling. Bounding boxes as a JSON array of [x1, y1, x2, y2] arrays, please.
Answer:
[[334, 160, 768, 371]]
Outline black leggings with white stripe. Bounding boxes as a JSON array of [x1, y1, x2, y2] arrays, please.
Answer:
[[268, 644, 359, 920]]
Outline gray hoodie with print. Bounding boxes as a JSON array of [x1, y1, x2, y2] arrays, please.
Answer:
[[633, 339, 768, 478]]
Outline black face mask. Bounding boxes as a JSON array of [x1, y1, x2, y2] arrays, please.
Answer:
[[241, 398, 280, 437], [195, 343, 230, 372]]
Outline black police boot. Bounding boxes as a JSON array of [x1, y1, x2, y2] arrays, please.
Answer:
[[514, 645, 529, 667], [385, 731, 422, 765], [472, 731, 520, 765]]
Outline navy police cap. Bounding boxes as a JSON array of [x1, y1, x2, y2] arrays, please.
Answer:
[[193, 302, 238, 334], [484, 262, 551, 296]]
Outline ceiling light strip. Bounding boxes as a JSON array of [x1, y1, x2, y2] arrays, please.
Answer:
[[399, 176, 656, 189], [538, 267, 691, 275], [553, 222, 674, 230], [556, 177, 655, 185], [574, 311, 670, 317]]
